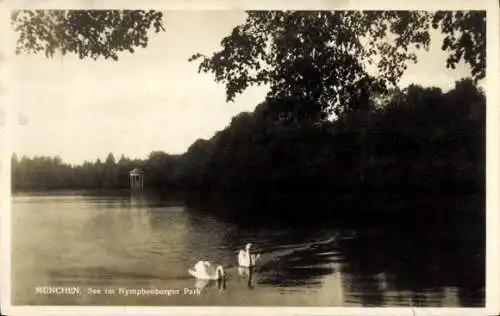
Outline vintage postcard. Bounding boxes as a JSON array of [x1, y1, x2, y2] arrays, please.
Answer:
[[0, 0, 499, 315]]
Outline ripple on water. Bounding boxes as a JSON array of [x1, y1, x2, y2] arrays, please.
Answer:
[[12, 193, 485, 307]]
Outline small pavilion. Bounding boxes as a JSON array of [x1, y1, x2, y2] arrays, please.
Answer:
[[129, 168, 145, 189]]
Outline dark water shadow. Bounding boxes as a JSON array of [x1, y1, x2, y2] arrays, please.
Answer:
[[52, 190, 485, 307], [180, 191, 485, 307]]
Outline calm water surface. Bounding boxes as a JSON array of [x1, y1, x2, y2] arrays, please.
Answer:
[[12, 191, 485, 307]]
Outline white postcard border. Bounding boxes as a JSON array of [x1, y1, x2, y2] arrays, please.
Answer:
[[0, 0, 498, 315]]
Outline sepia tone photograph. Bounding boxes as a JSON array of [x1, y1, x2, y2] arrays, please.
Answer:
[[1, 0, 499, 315]]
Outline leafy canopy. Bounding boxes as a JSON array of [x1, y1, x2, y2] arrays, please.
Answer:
[[189, 11, 485, 119], [432, 11, 486, 80], [11, 10, 165, 60], [11, 10, 485, 119]]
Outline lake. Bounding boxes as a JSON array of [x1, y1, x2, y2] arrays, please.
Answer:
[[11, 190, 485, 307]]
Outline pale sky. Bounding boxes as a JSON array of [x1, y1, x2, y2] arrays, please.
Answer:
[[9, 11, 482, 165]]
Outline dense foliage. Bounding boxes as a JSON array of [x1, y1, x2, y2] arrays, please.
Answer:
[[12, 9, 485, 83], [11, 152, 180, 191], [190, 11, 485, 118], [11, 10, 165, 60], [175, 79, 484, 194], [10, 9, 486, 196], [12, 79, 484, 194]]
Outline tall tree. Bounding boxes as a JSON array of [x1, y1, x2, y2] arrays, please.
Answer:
[[189, 11, 486, 120], [105, 152, 116, 165], [12, 10, 485, 84]]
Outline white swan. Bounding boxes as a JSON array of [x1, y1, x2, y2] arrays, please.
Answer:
[[238, 243, 261, 268], [188, 260, 226, 281]]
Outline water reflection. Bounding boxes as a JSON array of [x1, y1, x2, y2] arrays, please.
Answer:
[[237, 267, 254, 289], [217, 277, 227, 291], [184, 192, 485, 307], [194, 278, 226, 292], [334, 211, 484, 307], [11, 191, 485, 307]]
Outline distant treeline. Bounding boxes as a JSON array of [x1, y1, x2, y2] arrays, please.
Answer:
[[12, 79, 485, 194], [11, 153, 181, 191]]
